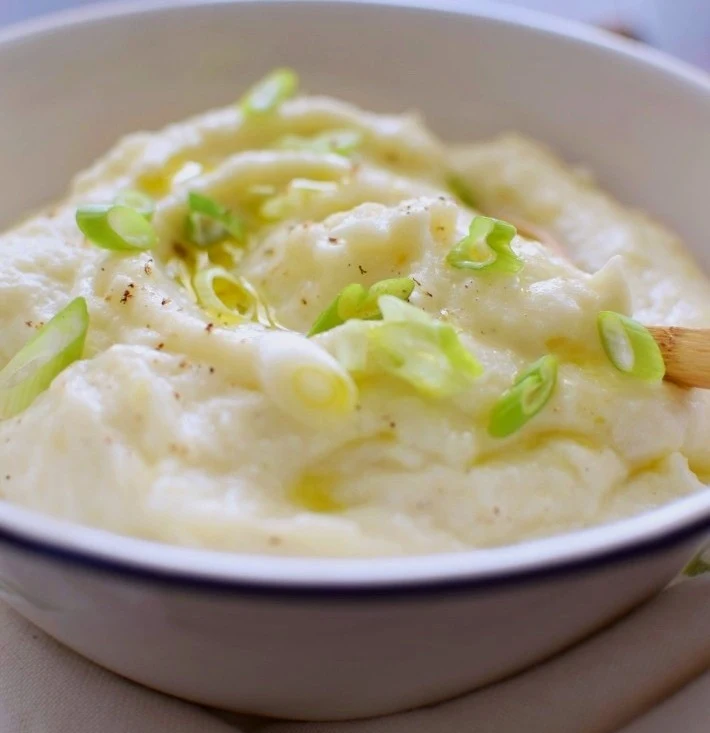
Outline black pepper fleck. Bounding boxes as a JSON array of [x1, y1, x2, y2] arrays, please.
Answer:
[[205, 323, 214, 333], [120, 289, 132, 304], [358, 265, 367, 275]]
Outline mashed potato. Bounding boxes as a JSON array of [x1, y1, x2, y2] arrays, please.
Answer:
[[0, 72, 708, 556]]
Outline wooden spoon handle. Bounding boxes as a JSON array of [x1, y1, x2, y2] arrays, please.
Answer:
[[647, 326, 710, 389]]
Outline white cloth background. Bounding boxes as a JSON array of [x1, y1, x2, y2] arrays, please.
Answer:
[[1, 574, 708, 733]]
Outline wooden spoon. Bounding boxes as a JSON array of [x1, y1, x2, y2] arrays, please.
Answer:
[[507, 214, 710, 390], [645, 327, 710, 389]]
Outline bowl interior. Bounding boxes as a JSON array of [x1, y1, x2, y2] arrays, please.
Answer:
[[0, 0, 709, 586]]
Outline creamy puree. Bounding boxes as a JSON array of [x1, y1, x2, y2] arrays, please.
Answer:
[[1, 73, 709, 556]]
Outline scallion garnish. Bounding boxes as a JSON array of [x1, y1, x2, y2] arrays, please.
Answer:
[[447, 216, 523, 274], [308, 277, 415, 336], [0, 297, 89, 419], [258, 332, 358, 428], [239, 68, 299, 117], [76, 204, 157, 251], [488, 355, 558, 438], [186, 192, 245, 247], [192, 267, 279, 328], [114, 190, 155, 220], [277, 129, 363, 157], [193, 267, 258, 325], [597, 311, 665, 382], [447, 174, 478, 209], [370, 295, 482, 397], [259, 179, 339, 221]]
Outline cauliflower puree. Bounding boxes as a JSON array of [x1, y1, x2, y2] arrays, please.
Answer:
[[1, 71, 709, 556]]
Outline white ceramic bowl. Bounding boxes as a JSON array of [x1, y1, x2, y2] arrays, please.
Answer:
[[1, 0, 709, 721]]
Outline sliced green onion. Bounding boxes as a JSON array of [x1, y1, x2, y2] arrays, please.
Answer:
[[259, 178, 339, 221], [277, 129, 363, 157], [597, 311, 665, 382], [323, 319, 375, 373], [488, 355, 558, 438], [323, 297, 483, 396], [377, 294, 431, 325], [447, 174, 478, 209], [308, 277, 415, 336], [208, 241, 245, 271], [114, 190, 155, 220], [193, 267, 258, 325], [193, 267, 280, 328], [76, 204, 157, 251], [0, 298, 89, 419], [239, 68, 299, 117], [239, 277, 284, 330], [447, 216, 523, 274], [185, 192, 245, 247], [370, 295, 482, 397], [258, 332, 358, 428]]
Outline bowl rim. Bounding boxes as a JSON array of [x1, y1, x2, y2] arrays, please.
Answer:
[[0, 492, 709, 597], [1, 0, 710, 595]]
